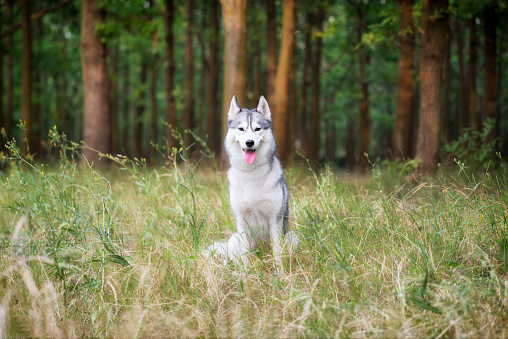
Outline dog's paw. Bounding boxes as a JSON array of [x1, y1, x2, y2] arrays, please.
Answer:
[[285, 231, 299, 255], [202, 240, 230, 266]]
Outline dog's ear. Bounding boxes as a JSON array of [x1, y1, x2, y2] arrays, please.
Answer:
[[227, 95, 241, 120], [256, 95, 271, 120]]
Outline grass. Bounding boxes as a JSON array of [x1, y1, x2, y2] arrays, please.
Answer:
[[1, 138, 508, 337]]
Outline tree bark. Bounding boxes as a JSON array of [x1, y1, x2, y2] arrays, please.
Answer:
[[206, 0, 219, 155], [415, 0, 448, 173], [150, 31, 158, 164], [467, 18, 478, 131], [111, 44, 119, 156], [134, 61, 147, 159], [266, 0, 276, 101], [392, 0, 415, 160], [308, 7, 324, 169], [20, 0, 32, 156], [453, 19, 467, 136], [164, 0, 176, 151], [299, 14, 312, 158], [442, 21, 451, 145], [357, 6, 370, 174], [219, 0, 248, 167], [5, 0, 14, 142], [81, 0, 111, 165], [483, 6, 497, 144], [345, 115, 356, 171], [184, 0, 194, 148], [122, 57, 130, 155], [273, 0, 296, 165]]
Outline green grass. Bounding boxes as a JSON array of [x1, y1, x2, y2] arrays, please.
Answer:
[[1, 145, 508, 337]]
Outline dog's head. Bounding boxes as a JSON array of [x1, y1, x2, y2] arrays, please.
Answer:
[[225, 96, 274, 165]]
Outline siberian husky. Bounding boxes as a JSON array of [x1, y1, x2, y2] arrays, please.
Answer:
[[204, 95, 298, 272]]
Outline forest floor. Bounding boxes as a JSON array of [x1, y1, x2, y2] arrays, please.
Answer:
[[1, 149, 508, 337]]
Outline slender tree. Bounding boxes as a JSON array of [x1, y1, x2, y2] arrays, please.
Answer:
[[308, 6, 324, 168], [392, 0, 415, 159], [184, 0, 194, 148], [206, 0, 220, 155], [483, 5, 498, 144], [415, 0, 449, 173], [273, 0, 296, 164], [164, 0, 176, 150], [453, 19, 467, 135], [134, 61, 147, 158], [299, 13, 312, 158], [467, 18, 478, 131], [442, 21, 451, 144], [219, 0, 248, 166], [357, 5, 370, 174], [81, 0, 111, 164], [20, 0, 32, 155], [266, 0, 276, 100], [150, 30, 158, 164], [110, 44, 119, 156], [5, 0, 14, 143]]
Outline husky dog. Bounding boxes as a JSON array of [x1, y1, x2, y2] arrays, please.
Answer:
[[204, 95, 298, 271]]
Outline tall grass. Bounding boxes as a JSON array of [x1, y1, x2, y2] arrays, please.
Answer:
[[1, 130, 508, 337]]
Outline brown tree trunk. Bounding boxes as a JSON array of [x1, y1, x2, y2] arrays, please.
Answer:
[[299, 14, 312, 158], [81, 0, 110, 165], [5, 0, 14, 142], [206, 0, 219, 155], [357, 7, 370, 174], [0, 8, 3, 154], [122, 59, 130, 155], [60, 29, 68, 134], [20, 0, 32, 156], [453, 19, 467, 136], [165, 0, 176, 151], [184, 0, 194, 148], [134, 61, 147, 159], [392, 0, 415, 159], [415, 0, 449, 174], [273, 0, 296, 165], [308, 7, 324, 169], [219, 0, 248, 167], [150, 31, 158, 164], [467, 18, 478, 131], [266, 0, 276, 100], [345, 115, 356, 171], [442, 21, 451, 145], [483, 6, 497, 144], [111, 44, 119, 156], [287, 57, 297, 164]]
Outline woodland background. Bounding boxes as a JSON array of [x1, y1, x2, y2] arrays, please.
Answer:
[[1, 0, 507, 173]]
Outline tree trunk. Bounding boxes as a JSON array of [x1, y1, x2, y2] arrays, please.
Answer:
[[266, 0, 276, 100], [299, 14, 312, 158], [150, 31, 158, 164], [453, 19, 467, 136], [60, 28, 68, 134], [5, 0, 14, 142], [219, 0, 248, 167], [392, 0, 415, 160], [442, 21, 451, 145], [111, 44, 119, 156], [122, 58, 130, 155], [273, 0, 296, 165], [20, 0, 32, 156], [415, 0, 449, 173], [134, 61, 147, 159], [483, 6, 497, 144], [357, 7, 370, 174], [206, 0, 219, 155], [287, 57, 297, 164], [164, 0, 176, 151], [467, 18, 478, 131], [345, 115, 356, 171], [184, 0, 194, 148], [308, 8, 324, 169], [81, 0, 110, 165]]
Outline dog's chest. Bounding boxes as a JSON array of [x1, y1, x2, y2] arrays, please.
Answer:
[[228, 169, 282, 219]]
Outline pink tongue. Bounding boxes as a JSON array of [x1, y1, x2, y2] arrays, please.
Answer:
[[243, 150, 256, 164]]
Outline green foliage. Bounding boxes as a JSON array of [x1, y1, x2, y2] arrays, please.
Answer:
[[442, 118, 499, 170]]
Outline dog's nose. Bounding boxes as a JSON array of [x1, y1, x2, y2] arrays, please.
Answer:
[[246, 140, 254, 148]]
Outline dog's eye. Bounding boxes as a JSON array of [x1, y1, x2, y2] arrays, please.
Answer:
[[239, 127, 244, 131], [255, 127, 261, 132]]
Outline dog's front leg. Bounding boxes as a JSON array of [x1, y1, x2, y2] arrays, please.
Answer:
[[227, 229, 250, 268], [269, 219, 285, 275]]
